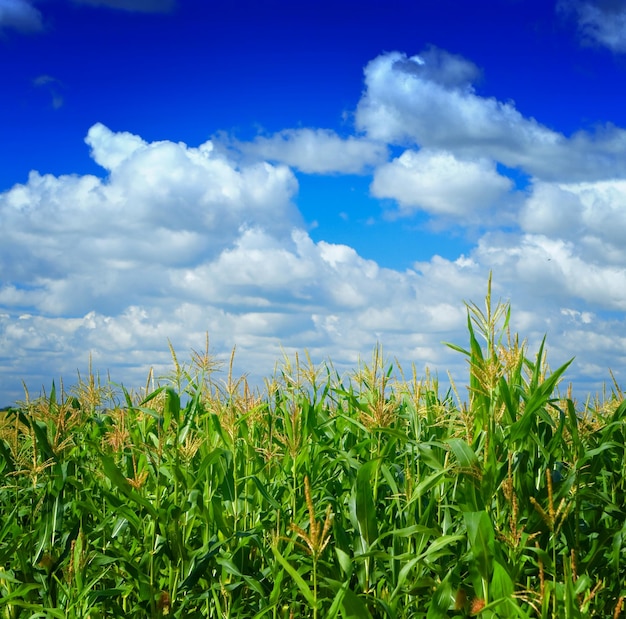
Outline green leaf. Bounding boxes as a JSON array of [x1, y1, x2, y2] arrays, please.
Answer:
[[410, 468, 447, 503], [490, 559, 514, 601], [427, 571, 454, 619], [444, 341, 471, 357], [355, 459, 380, 548], [163, 386, 180, 433], [509, 355, 573, 446], [245, 474, 281, 510], [448, 438, 481, 509], [0, 438, 15, 473], [416, 442, 447, 470], [611, 399, 626, 423], [179, 543, 222, 591], [335, 547, 353, 578], [271, 544, 316, 608], [99, 453, 157, 519], [566, 399, 580, 457], [340, 586, 374, 619], [498, 374, 518, 425], [31, 419, 55, 462], [420, 534, 465, 561], [447, 438, 479, 470], [464, 511, 494, 581]]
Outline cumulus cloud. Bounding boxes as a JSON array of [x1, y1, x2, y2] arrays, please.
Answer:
[[355, 49, 626, 182], [371, 149, 513, 219], [472, 230, 626, 311], [520, 179, 626, 261], [228, 129, 388, 174], [0, 0, 42, 33], [86, 122, 148, 169], [0, 124, 301, 317], [0, 124, 489, 404], [355, 50, 558, 164], [560, 0, 626, 52], [71, 0, 176, 13], [521, 179, 626, 237]]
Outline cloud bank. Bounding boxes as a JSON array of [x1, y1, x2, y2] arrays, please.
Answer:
[[233, 129, 388, 175], [0, 120, 478, 400]]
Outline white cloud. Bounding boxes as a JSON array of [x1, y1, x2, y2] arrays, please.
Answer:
[[561, 308, 594, 325], [560, 0, 626, 52], [474, 231, 626, 311], [0, 0, 174, 38], [520, 179, 626, 263], [355, 50, 559, 166], [86, 123, 147, 170], [0, 124, 302, 317], [371, 149, 513, 219], [355, 49, 626, 182], [0, 0, 42, 32], [229, 128, 388, 174]]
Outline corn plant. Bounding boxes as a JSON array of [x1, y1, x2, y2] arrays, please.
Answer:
[[0, 281, 624, 617]]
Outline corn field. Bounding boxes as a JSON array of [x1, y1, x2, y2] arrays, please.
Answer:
[[1, 282, 625, 618]]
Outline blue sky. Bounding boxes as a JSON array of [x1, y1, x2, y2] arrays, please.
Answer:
[[2, 0, 626, 405]]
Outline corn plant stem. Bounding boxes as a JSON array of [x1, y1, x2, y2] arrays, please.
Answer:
[[150, 432, 164, 618], [552, 543, 557, 619], [233, 437, 239, 534], [291, 456, 297, 519], [243, 438, 250, 533], [312, 558, 318, 619]]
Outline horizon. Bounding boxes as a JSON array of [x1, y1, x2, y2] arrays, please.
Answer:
[[2, 0, 626, 405]]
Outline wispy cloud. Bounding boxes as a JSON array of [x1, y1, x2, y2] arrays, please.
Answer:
[[0, 0, 42, 33], [33, 75, 64, 109], [230, 129, 388, 175], [559, 0, 626, 53], [1, 0, 175, 38], [71, 0, 176, 13]]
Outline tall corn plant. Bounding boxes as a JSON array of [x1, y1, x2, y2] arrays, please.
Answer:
[[442, 276, 626, 618]]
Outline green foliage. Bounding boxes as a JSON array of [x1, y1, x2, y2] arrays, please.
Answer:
[[0, 285, 625, 617]]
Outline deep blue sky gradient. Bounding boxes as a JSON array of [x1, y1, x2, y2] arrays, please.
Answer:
[[4, 0, 625, 269], [4, 0, 625, 181]]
